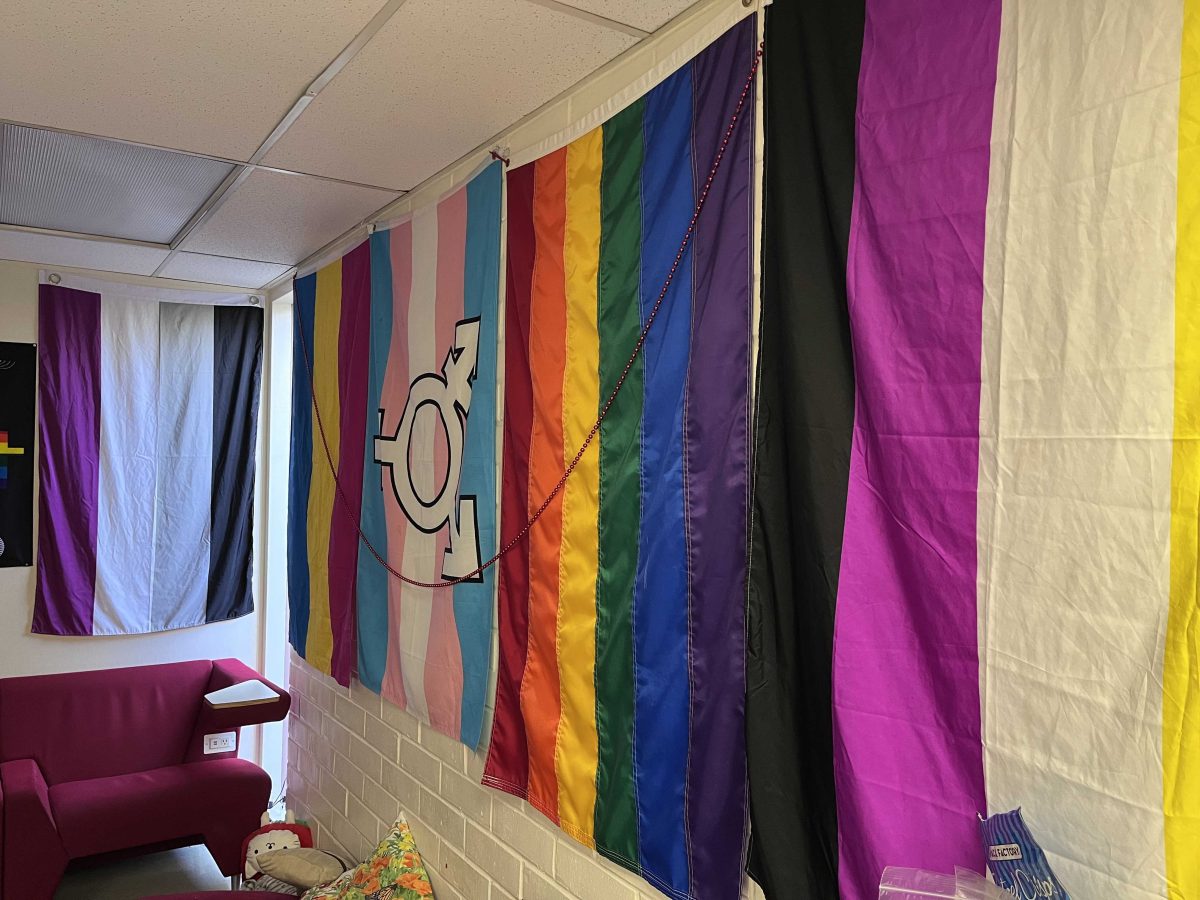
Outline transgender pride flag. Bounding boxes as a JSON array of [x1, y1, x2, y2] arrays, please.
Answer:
[[288, 162, 502, 749], [34, 276, 262, 636]]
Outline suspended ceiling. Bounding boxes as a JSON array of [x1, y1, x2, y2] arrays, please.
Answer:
[[0, 0, 699, 290]]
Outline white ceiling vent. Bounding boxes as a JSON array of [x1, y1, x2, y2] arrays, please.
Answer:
[[0, 124, 234, 243]]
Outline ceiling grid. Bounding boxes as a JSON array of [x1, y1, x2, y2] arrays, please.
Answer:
[[0, 0, 704, 288]]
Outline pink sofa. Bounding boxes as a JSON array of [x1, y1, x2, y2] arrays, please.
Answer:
[[0, 658, 290, 900]]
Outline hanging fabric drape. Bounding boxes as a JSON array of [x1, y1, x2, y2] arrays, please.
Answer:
[[745, 1, 861, 897], [288, 162, 503, 749], [482, 19, 757, 900], [746, 1, 1200, 898], [35, 277, 261, 636]]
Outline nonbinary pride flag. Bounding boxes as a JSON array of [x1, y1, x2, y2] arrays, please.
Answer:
[[746, 1, 1200, 898], [35, 277, 261, 636], [482, 19, 755, 900]]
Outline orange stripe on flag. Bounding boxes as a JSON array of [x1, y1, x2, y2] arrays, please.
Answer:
[[519, 148, 569, 821]]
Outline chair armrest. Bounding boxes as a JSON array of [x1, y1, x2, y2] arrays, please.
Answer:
[[205, 658, 291, 726], [0, 758, 68, 899], [184, 659, 291, 763], [0, 758, 56, 836]]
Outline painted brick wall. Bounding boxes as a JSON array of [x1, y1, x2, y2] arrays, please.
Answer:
[[287, 653, 765, 900]]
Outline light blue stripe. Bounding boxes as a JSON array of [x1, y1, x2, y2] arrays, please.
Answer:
[[456, 161, 503, 748], [633, 64, 693, 896], [356, 231, 395, 692]]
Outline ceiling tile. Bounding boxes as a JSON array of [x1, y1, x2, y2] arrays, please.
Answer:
[[263, 0, 637, 188], [0, 230, 169, 275], [158, 252, 291, 289], [552, 0, 699, 32], [0, 0, 390, 160], [179, 169, 398, 264], [0, 124, 233, 243]]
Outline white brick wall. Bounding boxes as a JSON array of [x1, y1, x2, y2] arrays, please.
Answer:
[[287, 653, 766, 900]]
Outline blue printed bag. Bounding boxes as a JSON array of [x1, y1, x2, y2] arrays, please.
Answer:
[[979, 808, 1071, 899]]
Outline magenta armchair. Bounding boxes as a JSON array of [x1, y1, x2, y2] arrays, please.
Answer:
[[0, 659, 289, 900]]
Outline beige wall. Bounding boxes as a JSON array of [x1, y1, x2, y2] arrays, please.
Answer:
[[288, 655, 765, 900]]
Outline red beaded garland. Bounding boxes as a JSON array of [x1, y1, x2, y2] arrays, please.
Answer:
[[296, 41, 765, 588]]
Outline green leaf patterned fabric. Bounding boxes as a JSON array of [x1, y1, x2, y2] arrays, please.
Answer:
[[301, 819, 433, 900]]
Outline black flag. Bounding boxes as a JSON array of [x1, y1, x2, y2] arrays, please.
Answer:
[[745, 0, 864, 896]]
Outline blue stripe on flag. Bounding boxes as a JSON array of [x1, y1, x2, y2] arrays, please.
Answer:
[[288, 273, 317, 655], [456, 161, 503, 748], [633, 62, 694, 897], [357, 230, 395, 692]]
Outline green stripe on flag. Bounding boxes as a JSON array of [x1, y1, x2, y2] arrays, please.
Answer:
[[593, 97, 645, 866]]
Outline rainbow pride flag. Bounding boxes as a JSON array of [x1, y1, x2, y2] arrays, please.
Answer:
[[288, 163, 502, 748], [746, 1, 1200, 898], [482, 19, 756, 900]]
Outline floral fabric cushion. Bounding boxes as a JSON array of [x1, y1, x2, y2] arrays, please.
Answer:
[[301, 819, 433, 900]]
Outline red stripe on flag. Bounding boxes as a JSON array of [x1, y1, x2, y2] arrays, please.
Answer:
[[483, 160, 538, 795]]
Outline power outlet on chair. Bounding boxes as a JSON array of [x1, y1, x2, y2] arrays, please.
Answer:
[[204, 731, 237, 754]]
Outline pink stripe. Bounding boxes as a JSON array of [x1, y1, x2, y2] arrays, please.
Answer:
[[424, 188, 469, 737], [380, 221, 413, 710]]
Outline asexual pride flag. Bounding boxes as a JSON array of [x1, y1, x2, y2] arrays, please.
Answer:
[[35, 277, 261, 636]]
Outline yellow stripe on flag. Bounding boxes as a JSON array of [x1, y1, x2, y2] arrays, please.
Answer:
[[1168, 7, 1200, 895], [306, 259, 343, 675], [555, 126, 603, 843]]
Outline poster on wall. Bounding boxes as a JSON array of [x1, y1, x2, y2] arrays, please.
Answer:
[[0, 341, 35, 568]]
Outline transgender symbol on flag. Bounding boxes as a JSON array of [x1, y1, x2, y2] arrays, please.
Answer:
[[288, 161, 501, 747], [372, 316, 483, 583]]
